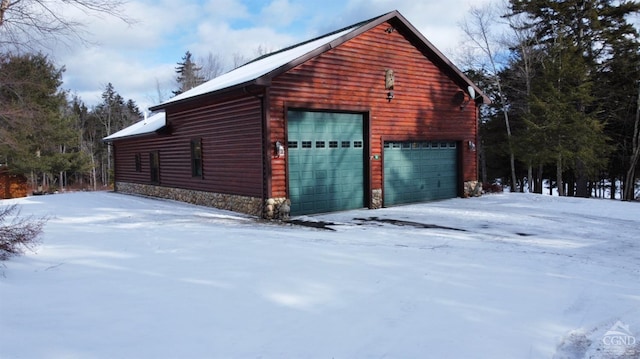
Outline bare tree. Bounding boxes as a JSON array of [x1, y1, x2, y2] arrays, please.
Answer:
[[198, 52, 224, 81], [232, 52, 250, 69], [253, 44, 275, 58], [0, 0, 134, 52], [460, 3, 518, 192]]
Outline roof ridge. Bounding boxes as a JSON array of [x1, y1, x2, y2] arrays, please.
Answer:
[[239, 12, 391, 68]]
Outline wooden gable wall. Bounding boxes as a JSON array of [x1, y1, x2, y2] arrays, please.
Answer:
[[267, 21, 478, 199]]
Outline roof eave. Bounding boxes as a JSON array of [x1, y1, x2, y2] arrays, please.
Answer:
[[149, 81, 266, 112], [102, 127, 166, 143]]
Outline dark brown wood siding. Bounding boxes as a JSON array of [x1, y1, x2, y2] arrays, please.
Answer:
[[0, 169, 27, 199], [268, 21, 478, 198], [113, 95, 264, 197]]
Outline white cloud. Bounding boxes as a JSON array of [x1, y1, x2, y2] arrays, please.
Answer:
[[259, 0, 304, 28]]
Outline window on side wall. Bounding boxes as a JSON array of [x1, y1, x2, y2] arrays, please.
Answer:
[[135, 153, 142, 172], [149, 151, 160, 183], [191, 139, 203, 178]]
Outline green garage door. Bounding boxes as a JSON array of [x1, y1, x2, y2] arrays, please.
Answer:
[[384, 141, 458, 206], [287, 111, 364, 215]]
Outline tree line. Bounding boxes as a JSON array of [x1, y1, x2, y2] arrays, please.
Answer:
[[0, 50, 225, 192], [0, 54, 141, 192], [462, 0, 640, 200]]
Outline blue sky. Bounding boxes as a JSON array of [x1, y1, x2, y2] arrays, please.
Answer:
[[55, 0, 493, 111]]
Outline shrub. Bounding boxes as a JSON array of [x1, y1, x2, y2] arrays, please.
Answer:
[[0, 204, 47, 260]]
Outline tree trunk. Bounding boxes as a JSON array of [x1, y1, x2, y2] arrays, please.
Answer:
[[568, 175, 575, 196], [575, 159, 589, 198], [623, 81, 640, 201], [536, 163, 544, 194], [557, 154, 564, 196], [527, 163, 533, 193], [610, 175, 617, 200], [90, 154, 97, 191], [508, 134, 517, 192]]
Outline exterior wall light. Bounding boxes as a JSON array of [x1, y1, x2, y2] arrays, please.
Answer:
[[275, 141, 285, 158], [468, 140, 476, 151]]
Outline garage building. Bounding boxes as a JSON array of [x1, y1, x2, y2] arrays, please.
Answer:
[[105, 10, 487, 218]]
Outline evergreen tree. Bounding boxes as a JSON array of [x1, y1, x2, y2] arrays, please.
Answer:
[[0, 53, 86, 191], [173, 51, 204, 96], [505, 0, 639, 197]]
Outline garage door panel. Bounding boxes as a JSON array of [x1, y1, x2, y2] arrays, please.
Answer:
[[288, 110, 364, 215], [384, 141, 457, 206]]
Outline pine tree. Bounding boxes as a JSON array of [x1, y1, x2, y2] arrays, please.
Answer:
[[173, 51, 204, 96], [0, 53, 85, 192], [506, 0, 639, 197]]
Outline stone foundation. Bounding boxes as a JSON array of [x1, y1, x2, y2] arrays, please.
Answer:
[[371, 188, 383, 209], [263, 197, 290, 220], [464, 180, 483, 197], [115, 182, 264, 217], [115, 181, 480, 219]]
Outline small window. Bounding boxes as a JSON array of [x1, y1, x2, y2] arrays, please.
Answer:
[[402, 142, 411, 149], [354, 141, 363, 148], [329, 141, 338, 148], [316, 141, 325, 148], [448, 142, 457, 148], [302, 141, 312, 149], [392, 142, 401, 149], [134, 153, 142, 172], [149, 151, 160, 183], [383, 142, 390, 148], [288, 141, 298, 149], [191, 139, 203, 177], [342, 141, 351, 148]]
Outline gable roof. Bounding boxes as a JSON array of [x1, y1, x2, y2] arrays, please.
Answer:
[[150, 10, 488, 111], [103, 111, 166, 142]]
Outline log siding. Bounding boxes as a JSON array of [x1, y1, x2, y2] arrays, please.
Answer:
[[268, 21, 478, 199], [113, 95, 264, 198]]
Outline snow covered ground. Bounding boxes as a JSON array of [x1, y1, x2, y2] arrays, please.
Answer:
[[1, 192, 638, 358]]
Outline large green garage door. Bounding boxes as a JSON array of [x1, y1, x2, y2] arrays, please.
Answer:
[[384, 141, 458, 206], [287, 110, 364, 215]]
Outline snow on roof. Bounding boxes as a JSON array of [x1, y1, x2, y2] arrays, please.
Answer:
[[155, 26, 360, 108], [103, 111, 166, 142]]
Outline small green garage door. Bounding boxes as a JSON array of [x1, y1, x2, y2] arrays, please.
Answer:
[[287, 110, 364, 215], [384, 141, 458, 206]]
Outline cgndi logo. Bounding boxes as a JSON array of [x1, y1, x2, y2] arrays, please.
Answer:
[[601, 321, 637, 357]]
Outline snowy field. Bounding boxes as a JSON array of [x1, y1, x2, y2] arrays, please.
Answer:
[[1, 191, 638, 359]]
